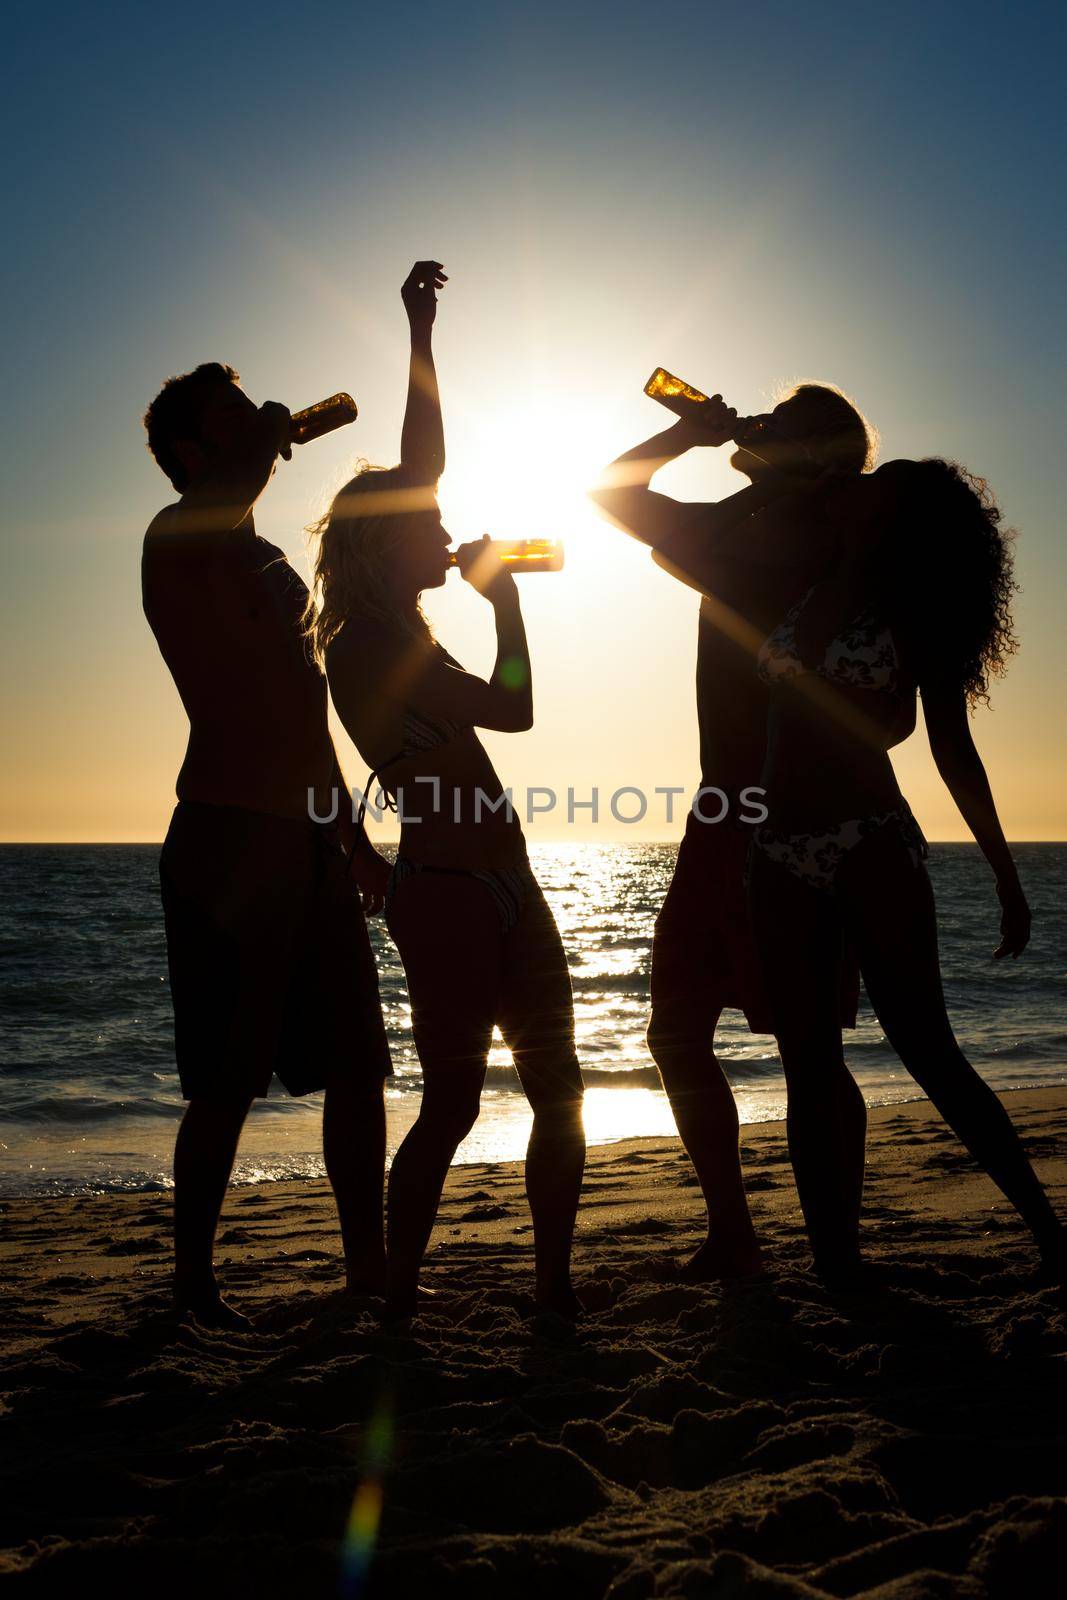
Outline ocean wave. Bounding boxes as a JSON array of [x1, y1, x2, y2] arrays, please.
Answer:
[[4, 841, 1067, 1192], [2, 1093, 181, 1124]]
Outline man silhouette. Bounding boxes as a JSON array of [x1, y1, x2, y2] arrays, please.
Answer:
[[593, 384, 875, 1277], [142, 366, 392, 1327]]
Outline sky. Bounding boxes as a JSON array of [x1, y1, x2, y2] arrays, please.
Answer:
[[2, 0, 1065, 841]]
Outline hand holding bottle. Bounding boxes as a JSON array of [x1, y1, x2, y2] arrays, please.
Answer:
[[669, 395, 741, 450], [453, 535, 519, 605], [255, 401, 293, 462], [645, 367, 744, 446]]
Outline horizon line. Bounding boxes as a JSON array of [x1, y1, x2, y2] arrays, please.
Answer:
[[3, 837, 1066, 848]]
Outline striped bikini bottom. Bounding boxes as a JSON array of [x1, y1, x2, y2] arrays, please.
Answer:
[[387, 854, 532, 934], [749, 803, 928, 892]]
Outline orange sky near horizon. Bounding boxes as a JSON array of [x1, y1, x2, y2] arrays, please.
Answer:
[[3, 4, 1065, 846]]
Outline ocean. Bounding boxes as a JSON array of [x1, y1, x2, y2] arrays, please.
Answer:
[[1, 842, 1064, 1197]]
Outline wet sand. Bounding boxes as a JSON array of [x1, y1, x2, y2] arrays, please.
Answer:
[[2, 1087, 1066, 1597]]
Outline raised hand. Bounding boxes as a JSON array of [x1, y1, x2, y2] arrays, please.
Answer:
[[257, 401, 292, 462], [664, 394, 740, 453], [698, 393, 740, 447], [401, 261, 448, 334]]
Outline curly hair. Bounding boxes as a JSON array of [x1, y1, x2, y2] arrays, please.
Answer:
[[889, 458, 1018, 707], [303, 462, 436, 663], [143, 362, 240, 492]]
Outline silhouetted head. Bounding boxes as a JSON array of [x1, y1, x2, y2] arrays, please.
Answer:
[[731, 382, 876, 480], [872, 458, 1017, 706], [304, 463, 450, 660], [143, 363, 254, 492]]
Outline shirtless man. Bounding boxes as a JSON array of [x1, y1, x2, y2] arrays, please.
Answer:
[[142, 363, 393, 1327], [592, 384, 877, 1277]]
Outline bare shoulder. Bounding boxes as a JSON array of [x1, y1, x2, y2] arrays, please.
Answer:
[[142, 504, 181, 555], [869, 458, 925, 511], [330, 617, 434, 667], [326, 618, 390, 688], [820, 463, 916, 554], [327, 619, 439, 708], [142, 500, 224, 562], [325, 616, 386, 672], [141, 507, 200, 605]]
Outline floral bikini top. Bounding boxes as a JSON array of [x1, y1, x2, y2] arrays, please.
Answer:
[[757, 586, 906, 701]]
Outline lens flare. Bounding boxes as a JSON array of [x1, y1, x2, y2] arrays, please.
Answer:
[[339, 1396, 394, 1595]]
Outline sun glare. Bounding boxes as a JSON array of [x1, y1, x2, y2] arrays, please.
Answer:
[[436, 391, 618, 560]]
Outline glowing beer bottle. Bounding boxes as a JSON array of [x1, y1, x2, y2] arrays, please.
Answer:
[[448, 538, 564, 574], [289, 393, 359, 445], [644, 367, 733, 431]]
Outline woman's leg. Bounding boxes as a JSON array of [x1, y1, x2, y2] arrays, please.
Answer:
[[497, 880, 586, 1316], [748, 850, 868, 1278], [385, 872, 503, 1318], [837, 830, 1064, 1261]]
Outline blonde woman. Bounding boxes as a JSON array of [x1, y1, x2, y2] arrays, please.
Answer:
[[306, 264, 585, 1322]]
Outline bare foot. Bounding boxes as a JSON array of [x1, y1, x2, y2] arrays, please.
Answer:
[[346, 1279, 437, 1306], [812, 1252, 875, 1292], [344, 1250, 388, 1296], [175, 1289, 253, 1332], [535, 1281, 583, 1321], [344, 1270, 387, 1297], [382, 1274, 421, 1326], [677, 1237, 765, 1282]]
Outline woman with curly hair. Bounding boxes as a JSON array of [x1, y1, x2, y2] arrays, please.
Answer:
[[749, 448, 1065, 1282], [305, 263, 585, 1323], [629, 402, 1064, 1284]]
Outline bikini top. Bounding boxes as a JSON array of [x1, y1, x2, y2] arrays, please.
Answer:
[[349, 643, 471, 860], [365, 643, 469, 806], [757, 586, 905, 700], [398, 643, 469, 756]]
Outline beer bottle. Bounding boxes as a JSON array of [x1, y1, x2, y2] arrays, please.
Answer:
[[289, 393, 358, 445], [643, 367, 743, 434], [448, 538, 564, 573]]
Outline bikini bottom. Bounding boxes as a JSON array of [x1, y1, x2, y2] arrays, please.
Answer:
[[748, 802, 928, 893], [387, 853, 533, 934]]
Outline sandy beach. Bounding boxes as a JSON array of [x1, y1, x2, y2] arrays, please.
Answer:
[[2, 1086, 1066, 1597]]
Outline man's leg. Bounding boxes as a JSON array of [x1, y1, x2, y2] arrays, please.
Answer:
[[173, 1094, 254, 1326], [648, 999, 763, 1278], [648, 829, 762, 1279], [748, 849, 866, 1282], [323, 1077, 387, 1293]]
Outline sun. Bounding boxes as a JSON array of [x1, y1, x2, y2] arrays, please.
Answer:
[[435, 388, 619, 555]]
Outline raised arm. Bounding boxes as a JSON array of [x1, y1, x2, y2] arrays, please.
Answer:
[[327, 543, 533, 743], [410, 539, 533, 732], [921, 678, 1030, 958], [399, 261, 447, 483], [591, 410, 804, 596], [591, 406, 771, 544]]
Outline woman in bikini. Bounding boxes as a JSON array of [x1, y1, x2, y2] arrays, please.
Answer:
[[744, 441, 1063, 1283], [604, 396, 1064, 1285], [304, 263, 585, 1321]]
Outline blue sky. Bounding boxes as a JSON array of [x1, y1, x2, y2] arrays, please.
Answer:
[[2, 0, 1065, 837]]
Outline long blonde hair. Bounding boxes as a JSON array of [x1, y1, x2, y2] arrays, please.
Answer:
[[303, 462, 437, 663]]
